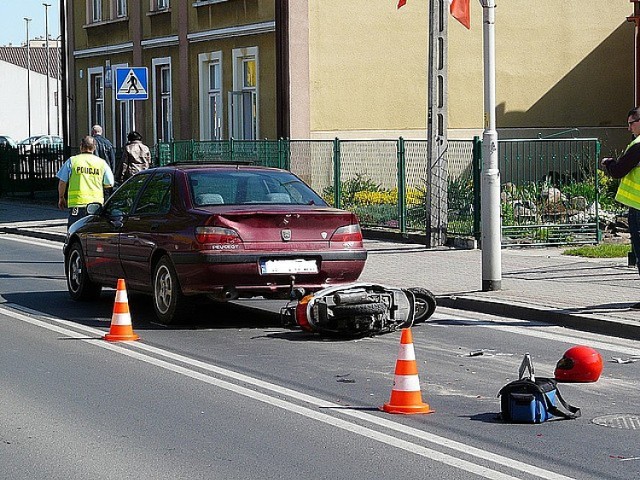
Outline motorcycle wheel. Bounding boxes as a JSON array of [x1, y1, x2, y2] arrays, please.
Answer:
[[408, 287, 437, 322]]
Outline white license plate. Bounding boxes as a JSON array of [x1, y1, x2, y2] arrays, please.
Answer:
[[260, 259, 318, 275]]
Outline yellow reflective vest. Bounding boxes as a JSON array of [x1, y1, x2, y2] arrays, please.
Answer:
[[67, 153, 106, 207], [615, 135, 640, 210]]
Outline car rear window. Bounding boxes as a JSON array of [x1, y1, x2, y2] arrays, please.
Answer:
[[188, 170, 327, 207]]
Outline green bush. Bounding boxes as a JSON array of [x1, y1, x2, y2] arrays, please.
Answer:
[[322, 174, 381, 207], [354, 204, 398, 227]]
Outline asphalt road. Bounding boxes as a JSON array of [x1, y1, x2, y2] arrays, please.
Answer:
[[2, 233, 640, 480]]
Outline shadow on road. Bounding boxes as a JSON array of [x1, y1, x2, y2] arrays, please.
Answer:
[[1, 290, 285, 331]]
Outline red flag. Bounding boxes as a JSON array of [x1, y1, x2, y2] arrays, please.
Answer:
[[398, 0, 471, 30], [449, 0, 471, 30]]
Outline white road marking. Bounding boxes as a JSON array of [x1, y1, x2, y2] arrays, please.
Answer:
[[0, 234, 62, 249], [432, 309, 640, 356], [0, 303, 575, 480]]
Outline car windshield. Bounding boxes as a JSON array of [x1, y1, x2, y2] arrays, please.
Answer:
[[189, 169, 327, 207]]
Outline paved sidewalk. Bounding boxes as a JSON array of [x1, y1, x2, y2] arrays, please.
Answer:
[[2, 196, 640, 339]]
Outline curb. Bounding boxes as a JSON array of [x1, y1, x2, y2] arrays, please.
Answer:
[[436, 295, 640, 341]]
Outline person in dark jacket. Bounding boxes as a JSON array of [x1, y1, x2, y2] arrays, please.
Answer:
[[91, 124, 116, 172], [115, 131, 152, 185]]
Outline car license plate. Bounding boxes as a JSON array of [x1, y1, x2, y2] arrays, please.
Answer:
[[260, 259, 318, 275]]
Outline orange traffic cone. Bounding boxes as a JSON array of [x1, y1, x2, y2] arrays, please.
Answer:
[[381, 328, 433, 414], [104, 279, 140, 342]]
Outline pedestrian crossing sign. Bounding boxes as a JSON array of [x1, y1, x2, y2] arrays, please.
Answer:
[[115, 67, 148, 101]]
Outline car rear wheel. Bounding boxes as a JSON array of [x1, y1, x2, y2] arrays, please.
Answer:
[[152, 256, 187, 325], [65, 243, 102, 300], [409, 287, 436, 322]]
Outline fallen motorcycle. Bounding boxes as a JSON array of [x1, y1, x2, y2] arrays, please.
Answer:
[[281, 283, 436, 337]]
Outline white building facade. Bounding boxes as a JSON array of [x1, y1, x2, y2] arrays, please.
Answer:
[[0, 46, 62, 143]]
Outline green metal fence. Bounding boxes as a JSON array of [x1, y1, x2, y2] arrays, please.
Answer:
[[1, 137, 603, 246], [444, 137, 603, 245], [155, 139, 289, 169], [153, 137, 603, 246], [496, 137, 602, 245], [155, 139, 442, 241]]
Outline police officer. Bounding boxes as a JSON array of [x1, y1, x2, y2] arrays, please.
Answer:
[[602, 106, 640, 275], [56, 135, 115, 229]]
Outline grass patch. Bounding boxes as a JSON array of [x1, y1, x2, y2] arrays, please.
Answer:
[[562, 244, 631, 258]]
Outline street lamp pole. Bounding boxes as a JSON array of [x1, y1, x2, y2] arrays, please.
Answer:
[[44, 3, 52, 135], [479, 0, 501, 291], [24, 17, 32, 139]]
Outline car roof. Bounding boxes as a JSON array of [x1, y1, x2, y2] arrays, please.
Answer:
[[156, 162, 288, 173]]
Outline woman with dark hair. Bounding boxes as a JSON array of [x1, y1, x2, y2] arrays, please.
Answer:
[[115, 131, 151, 185]]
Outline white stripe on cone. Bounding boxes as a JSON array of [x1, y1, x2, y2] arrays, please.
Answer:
[[397, 343, 416, 361], [392, 374, 421, 392], [111, 312, 132, 326], [115, 290, 128, 302]]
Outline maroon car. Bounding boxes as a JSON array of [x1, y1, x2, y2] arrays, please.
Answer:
[[63, 163, 367, 324]]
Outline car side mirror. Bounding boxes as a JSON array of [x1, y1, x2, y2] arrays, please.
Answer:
[[86, 202, 102, 215]]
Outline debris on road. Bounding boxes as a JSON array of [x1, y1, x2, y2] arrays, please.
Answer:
[[336, 374, 356, 383], [461, 349, 496, 357], [610, 356, 638, 364]]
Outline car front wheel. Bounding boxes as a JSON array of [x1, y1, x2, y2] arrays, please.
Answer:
[[65, 243, 102, 300], [152, 256, 187, 325]]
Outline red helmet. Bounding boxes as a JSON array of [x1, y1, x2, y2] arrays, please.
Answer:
[[554, 345, 603, 383]]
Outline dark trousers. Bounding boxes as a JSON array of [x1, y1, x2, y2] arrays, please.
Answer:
[[67, 206, 89, 230], [629, 207, 640, 275]]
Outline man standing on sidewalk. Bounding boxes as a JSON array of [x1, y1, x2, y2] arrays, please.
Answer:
[[56, 136, 114, 229], [601, 107, 640, 275]]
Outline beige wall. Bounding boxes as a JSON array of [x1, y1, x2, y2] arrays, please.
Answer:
[[308, 1, 634, 140], [308, 1, 427, 138], [288, 0, 311, 139]]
